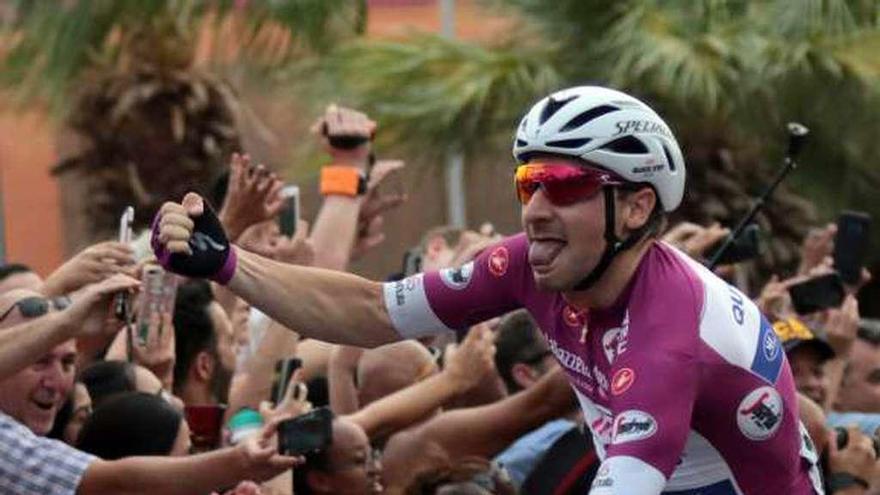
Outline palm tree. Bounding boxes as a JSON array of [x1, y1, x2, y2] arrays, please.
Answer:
[[329, 0, 880, 282], [1, 0, 364, 244]]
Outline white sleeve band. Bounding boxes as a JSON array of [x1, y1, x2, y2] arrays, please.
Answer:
[[590, 456, 666, 495], [383, 275, 454, 339]]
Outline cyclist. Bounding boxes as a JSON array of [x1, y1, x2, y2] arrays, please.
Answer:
[[153, 87, 822, 494]]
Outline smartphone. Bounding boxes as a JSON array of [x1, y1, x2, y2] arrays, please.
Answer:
[[271, 358, 303, 405], [136, 265, 178, 346], [709, 223, 762, 265], [115, 207, 135, 323], [834, 211, 871, 285], [278, 185, 300, 237], [184, 404, 227, 452], [278, 407, 334, 456], [788, 272, 846, 315]]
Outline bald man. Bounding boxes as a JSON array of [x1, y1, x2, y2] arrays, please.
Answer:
[[357, 341, 439, 407]]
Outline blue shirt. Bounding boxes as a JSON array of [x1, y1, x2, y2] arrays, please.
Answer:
[[494, 418, 577, 486], [0, 411, 96, 494], [827, 411, 880, 436]]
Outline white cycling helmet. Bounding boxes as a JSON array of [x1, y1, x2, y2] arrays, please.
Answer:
[[513, 86, 685, 212]]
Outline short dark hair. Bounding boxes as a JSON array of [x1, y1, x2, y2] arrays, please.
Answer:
[[494, 310, 547, 393], [173, 280, 217, 394], [77, 392, 182, 459], [0, 263, 34, 283], [79, 360, 137, 409]]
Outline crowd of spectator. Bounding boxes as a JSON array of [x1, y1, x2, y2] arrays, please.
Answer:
[[0, 104, 878, 494]]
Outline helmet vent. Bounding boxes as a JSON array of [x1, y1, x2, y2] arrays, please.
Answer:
[[539, 95, 578, 125], [560, 105, 619, 132], [545, 138, 592, 149], [516, 139, 528, 147], [600, 136, 649, 154], [662, 145, 676, 171]]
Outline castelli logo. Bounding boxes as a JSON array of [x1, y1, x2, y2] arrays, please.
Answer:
[[563, 305, 583, 327], [611, 368, 636, 396], [487, 246, 509, 277]]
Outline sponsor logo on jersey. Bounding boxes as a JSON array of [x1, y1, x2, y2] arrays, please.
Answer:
[[586, 403, 614, 446], [602, 313, 629, 364], [611, 368, 636, 396], [593, 365, 610, 398], [487, 246, 509, 277], [563, 305, 583, 327], [763, 329, 780, 361], [439, 261, 474, 290], [392, 276, 421, 306], [737, 386, 783, 441], [547, 337, 594, 393], [611, 410, 657, 445]]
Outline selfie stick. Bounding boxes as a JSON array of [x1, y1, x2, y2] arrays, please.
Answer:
[[707, 123, 809, 269]]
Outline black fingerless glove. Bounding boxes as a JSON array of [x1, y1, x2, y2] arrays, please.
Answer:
[[151, 200, 238, 284]]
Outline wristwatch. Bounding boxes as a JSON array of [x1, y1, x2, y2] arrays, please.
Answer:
[[828, 472, 869, 492], [320, 165, 368, 197]]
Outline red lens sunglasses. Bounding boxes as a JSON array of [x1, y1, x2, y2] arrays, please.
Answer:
[[514, 161, 622, 206]]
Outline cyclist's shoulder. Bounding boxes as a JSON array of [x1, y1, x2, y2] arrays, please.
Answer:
[[626, 241, 708, 317]]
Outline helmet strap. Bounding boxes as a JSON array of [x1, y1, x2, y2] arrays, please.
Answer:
[[572, 187, 652, 291]]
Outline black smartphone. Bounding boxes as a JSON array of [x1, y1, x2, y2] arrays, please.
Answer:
[[709, 223, 762, 265], [834, 211, 871, 285], [278, 407, 334, 456], [271, 358, 302, 405], [278, 185, 300, 237], [788, 272, 846, 315]]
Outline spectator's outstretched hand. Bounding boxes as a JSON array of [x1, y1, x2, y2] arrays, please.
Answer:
[[42, 241, 135, 296], [236, 417, 303, 482], [798, 224, 836, 276], [273, 220, 315, 266], [448, 226, 503, 268], [352, 160, 407, 260], [827, 426, 879, 490], [662, 222, 730, 260], [825, 295, 860, 358], [311, 104, 376, 166], [219, 153, 285, 241], [64, 274, 140, 355], [443, 323, 497, 392], [259, 370, 312, 425]]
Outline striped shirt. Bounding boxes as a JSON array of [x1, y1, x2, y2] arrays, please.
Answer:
[[0, 411, 95, 494]]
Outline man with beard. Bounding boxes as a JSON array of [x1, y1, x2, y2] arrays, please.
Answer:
[[173, 280, 236, 406]]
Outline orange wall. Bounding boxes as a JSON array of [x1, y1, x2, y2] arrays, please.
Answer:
[[0, 110, 63, 276]]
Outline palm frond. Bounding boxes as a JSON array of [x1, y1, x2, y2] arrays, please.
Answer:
[[326, 32, 563, 159]]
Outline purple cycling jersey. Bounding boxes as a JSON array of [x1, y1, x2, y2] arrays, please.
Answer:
[[383, 233, 823, 494]]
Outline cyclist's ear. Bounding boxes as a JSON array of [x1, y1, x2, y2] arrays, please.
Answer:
[[618, 186, 657, 232]]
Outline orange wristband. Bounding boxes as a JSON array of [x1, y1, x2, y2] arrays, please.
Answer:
[[320, 166, 365, 197]]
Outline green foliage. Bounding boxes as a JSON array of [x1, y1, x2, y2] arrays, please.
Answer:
[[325, 32, 563, 158], [1, 0, 363, 112]]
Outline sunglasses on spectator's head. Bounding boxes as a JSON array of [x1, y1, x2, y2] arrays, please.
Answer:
[[0, 296, 71, 322], [514, 161, 622, 206]]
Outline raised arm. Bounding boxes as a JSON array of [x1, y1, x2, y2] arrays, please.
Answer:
[[346, 325, 496, 441], [410, 367, 575, 459]]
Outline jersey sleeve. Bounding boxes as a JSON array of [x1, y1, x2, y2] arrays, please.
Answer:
[[591, 263, 703, 494], [382, 234, 529, 339]]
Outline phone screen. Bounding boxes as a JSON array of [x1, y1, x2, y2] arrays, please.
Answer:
[[136, 266, 178, 346], [788, 273, 846, 315], [278, 185, 300, 237], [278, 407, 333, 456], [834, 211, 871, 285]]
